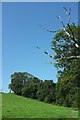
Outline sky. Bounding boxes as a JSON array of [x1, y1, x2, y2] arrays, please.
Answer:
[[2, 2, 78, 93], [0, 2, 2, 92], [1, 0, 79, 2]]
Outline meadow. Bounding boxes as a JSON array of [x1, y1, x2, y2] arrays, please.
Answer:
[[2, 93, 78, 118], [0, 93, 2, 119]]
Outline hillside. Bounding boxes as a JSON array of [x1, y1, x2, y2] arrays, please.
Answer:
[[2, 93, 78, 118], [0, 93, 2, 119]]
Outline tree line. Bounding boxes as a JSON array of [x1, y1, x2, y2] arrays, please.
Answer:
[[9, 67, 79, 108], [9, 72, 56, 103]]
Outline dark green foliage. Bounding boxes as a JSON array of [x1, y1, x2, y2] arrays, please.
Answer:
[[9, 72, 56, 104], [43, 80, 56, 103], [9, 72, 34, 95], [52, 25, 80, 108], [55, 58, 80, 108], [36, 89, 45, 101], [22, 77, 40, 99]]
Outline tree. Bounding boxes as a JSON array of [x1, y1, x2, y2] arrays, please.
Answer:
[[51, 10, 80, 108], [9, 71, 56, 103], [37, 7, 80, 108], [43, 80, 56, 103], [9, 72, 34, 95], [56, 60, 80, 108], [22, 77, 40, 98]]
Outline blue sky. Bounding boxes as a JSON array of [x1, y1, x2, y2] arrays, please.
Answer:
[[0, 2, 2, 92], [2, 2, 78, 92]]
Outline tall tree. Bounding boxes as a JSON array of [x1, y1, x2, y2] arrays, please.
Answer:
[[37, 7, 80, 108]]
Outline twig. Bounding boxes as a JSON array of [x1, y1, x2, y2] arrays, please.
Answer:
[[40, 25, 61, 33], [57, 16, 65, 28], [36, 46, 54, 59], [63, 7, 71, 24]]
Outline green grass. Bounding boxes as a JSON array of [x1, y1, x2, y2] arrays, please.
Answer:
[[2, 93, 78, 118], [0, 93, 2, 119]]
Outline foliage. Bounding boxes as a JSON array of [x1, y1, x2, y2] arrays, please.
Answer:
[[52, 25, 80, 108], [9, 72, 56, 104], [52, 25, 80, 69], [9, 72, 34, 95]]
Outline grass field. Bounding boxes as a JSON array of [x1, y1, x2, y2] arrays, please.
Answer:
[[0, 93, 2, 119], [2, 93, 78, 118]]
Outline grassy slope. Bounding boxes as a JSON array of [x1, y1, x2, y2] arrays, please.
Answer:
[[0, 93, 2, 119], [2, 93, 78, 118]]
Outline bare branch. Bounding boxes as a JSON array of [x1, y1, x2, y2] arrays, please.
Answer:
[[57, 15, 73, 39], [58, 7, 80, 48], [62, 28, 71, 37], [36, 46, 54, 59], [61, 27, 80, 48], [75, 44, 80, 48], [67, 23, 76, 40], [57, 16, 74, 41], [67, 23, 80, 48], [57, 13, 80, 48], [40, 25, 61, 33], [57, 16, 65, 28], [56, 55, 80, 61], [63, 7, 71, 24], [45, 62, 54, 64]]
